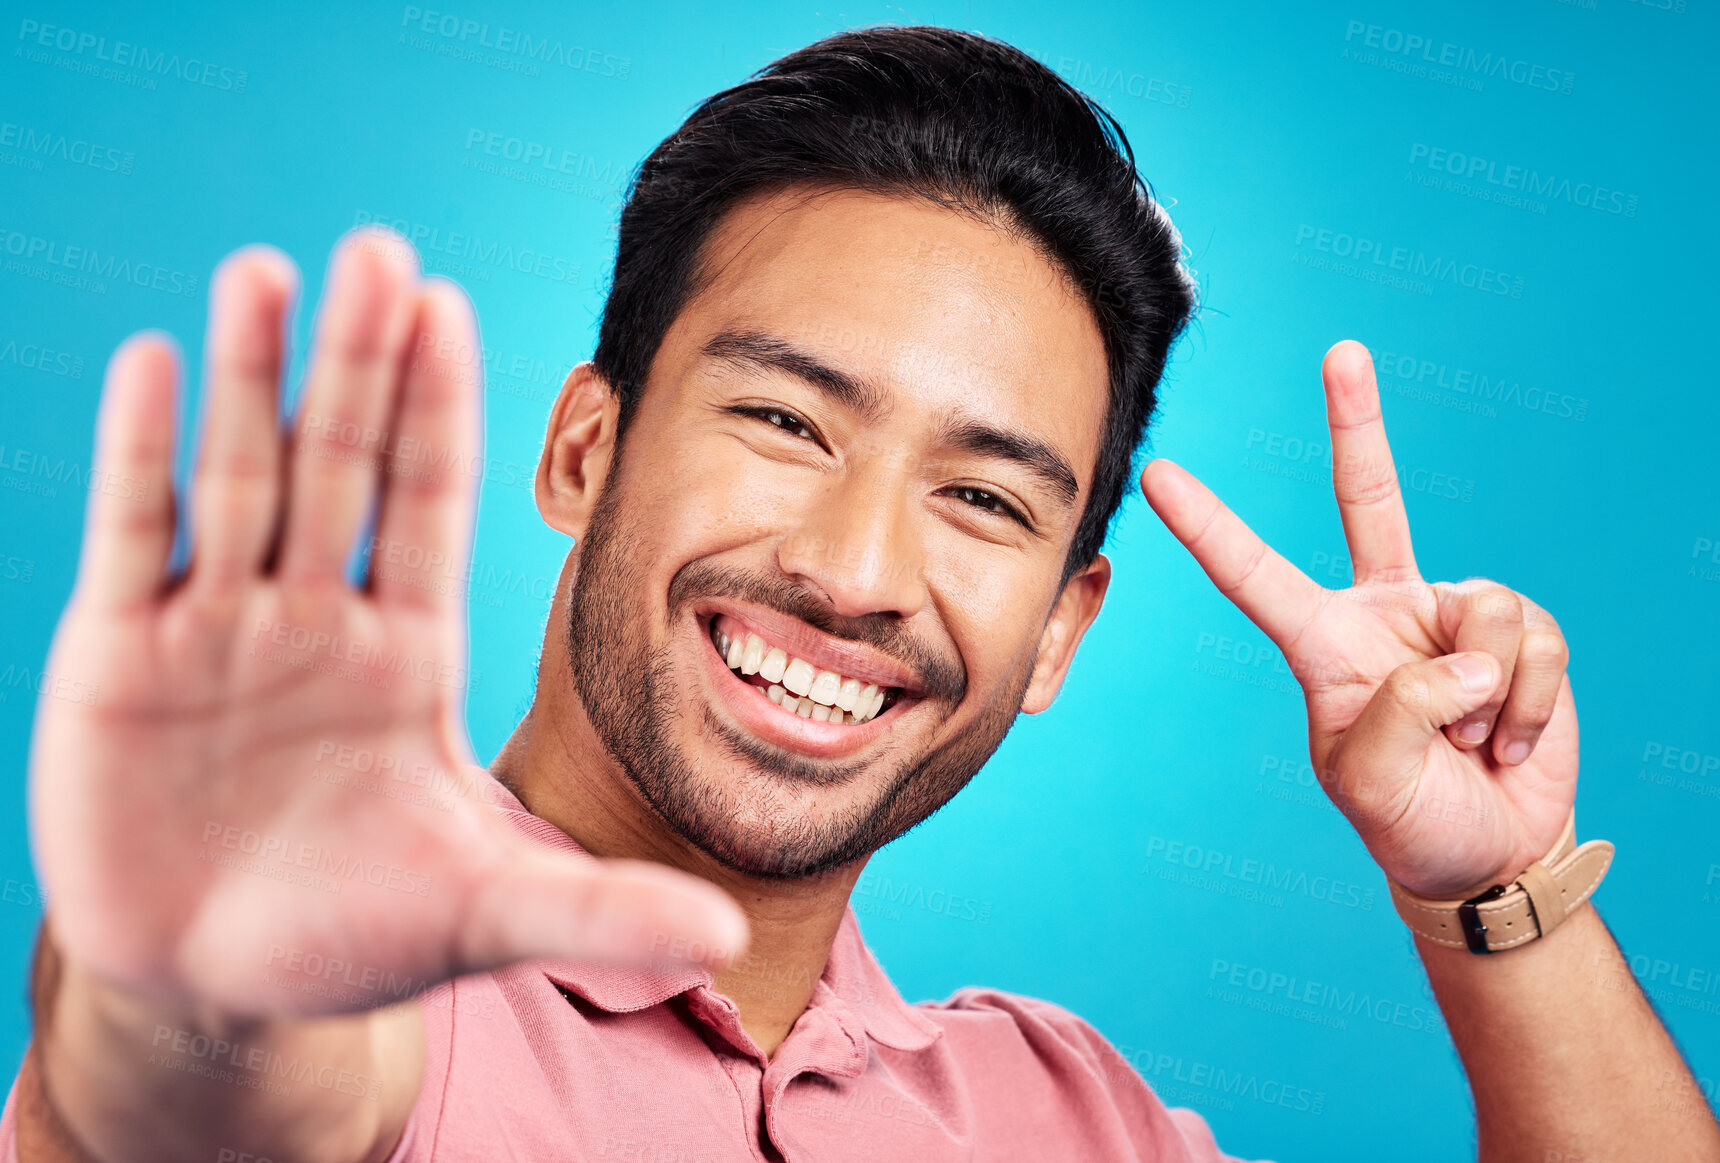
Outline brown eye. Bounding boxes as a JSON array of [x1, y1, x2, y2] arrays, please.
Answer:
[[761, 409, 813, 439], [954, 486, 1003, 511], [945, 485, 1027, 527]]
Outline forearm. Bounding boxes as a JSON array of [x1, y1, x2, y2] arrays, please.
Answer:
[[1419, 901, 1720, 1162], [22, 922, 424, 1163]]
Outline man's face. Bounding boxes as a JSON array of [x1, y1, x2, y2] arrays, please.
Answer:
[[564, 186, 1110, 878]]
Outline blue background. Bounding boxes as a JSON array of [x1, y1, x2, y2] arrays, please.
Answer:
[[2, 1, 1716, 1159]]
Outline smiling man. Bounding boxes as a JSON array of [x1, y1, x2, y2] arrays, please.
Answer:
[[7, 24, 1719, 1163]]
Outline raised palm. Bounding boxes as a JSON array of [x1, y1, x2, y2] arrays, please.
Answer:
[[1143, 343, 1577, 899], [29, 232, 745, 1018]]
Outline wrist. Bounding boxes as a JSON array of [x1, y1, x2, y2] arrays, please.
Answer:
[[1385, 809, 1614, 955]]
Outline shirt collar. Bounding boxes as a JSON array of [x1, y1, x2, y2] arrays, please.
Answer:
[[483, 777, 942, 1054]]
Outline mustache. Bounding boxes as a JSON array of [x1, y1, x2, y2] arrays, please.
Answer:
[[668, 559, 967, 704]]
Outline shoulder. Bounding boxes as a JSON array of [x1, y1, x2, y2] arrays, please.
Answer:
[[913, 988, 1271, 1163]]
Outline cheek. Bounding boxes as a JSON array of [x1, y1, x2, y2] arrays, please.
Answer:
[[620, 434, 821, 561], [926, 540, 1047, 683]]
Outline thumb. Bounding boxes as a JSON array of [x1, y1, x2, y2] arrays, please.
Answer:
[[1332, 653, 1500, 815], [457, 842, 750, 974]]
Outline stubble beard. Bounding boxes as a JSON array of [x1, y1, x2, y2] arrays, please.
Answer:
[[565, 470, 1034, 879]]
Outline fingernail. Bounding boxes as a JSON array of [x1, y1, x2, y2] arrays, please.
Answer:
[[1450, 654, 1494, 693], [1502, 740, 1531, 766], [1457, 719, 1489, 744]]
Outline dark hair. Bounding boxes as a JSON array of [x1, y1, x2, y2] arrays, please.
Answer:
[[593, 25, 1197, 582]]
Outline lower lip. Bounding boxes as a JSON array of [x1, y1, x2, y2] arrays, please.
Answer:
[[696, 621, 911, 759]]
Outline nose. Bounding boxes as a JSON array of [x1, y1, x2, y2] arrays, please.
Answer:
[[776, 472, 927, 620]]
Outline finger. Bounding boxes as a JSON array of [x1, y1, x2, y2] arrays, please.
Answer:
[[75, 335, 180, 611], [1322, 341, 1419, 583], [459, 847, 750, 971], [367, 280, 483, 614], [1334, 652, 1499, 826], [1141, 458, 1328, 651], [1434, 581, 1523, 752], [187, 247, 298, 589], [278, 228, 421, 582], [1490, 597, 1568, 766]]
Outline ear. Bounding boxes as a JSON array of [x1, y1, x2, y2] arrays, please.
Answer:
[[537, 362, 620, 540], [1020, 553, 1112, 715]]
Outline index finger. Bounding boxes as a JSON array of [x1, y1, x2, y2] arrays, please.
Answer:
[[1141, 458, 1328, 652], [1323, 341, 1419, 583]]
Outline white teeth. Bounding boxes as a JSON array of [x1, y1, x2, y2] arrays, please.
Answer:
[[809, 669, 841, 706], [782, 658, 815, 697], [714, 621, 900, 727]]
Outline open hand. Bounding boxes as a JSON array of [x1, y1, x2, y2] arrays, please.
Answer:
[[28, 230, 747, 1019]]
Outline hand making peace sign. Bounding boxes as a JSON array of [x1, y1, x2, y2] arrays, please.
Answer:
[[1142, 341, 1578, 900]]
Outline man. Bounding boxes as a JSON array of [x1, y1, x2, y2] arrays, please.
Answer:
[[4, 24, 1715, 1163]]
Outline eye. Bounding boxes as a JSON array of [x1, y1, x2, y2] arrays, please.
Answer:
[[734, 405, 817, 442], [944, 485, 1028, 527]]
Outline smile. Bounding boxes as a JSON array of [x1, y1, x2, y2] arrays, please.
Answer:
[[709, 618, 903, 726]]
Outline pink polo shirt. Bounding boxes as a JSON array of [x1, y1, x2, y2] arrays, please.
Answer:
[[3, 784, 1271, 1162]]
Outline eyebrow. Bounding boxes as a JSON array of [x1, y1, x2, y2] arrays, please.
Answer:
[[700, 327, 1081, 513], [935, 416, 1080, 511], [701, 329, 888, 423]]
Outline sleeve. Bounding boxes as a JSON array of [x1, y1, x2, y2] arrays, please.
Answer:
[[932, 987, 1277, 1163], [381, 981, 457, 1163]]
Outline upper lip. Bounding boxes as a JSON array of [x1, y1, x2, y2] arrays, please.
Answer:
[[698, 599, 925, 696]]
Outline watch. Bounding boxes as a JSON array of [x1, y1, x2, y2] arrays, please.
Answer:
[[1386, 809, 1614, 953]]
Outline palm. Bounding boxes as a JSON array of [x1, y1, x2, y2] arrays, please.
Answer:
[[30, 235, 744, 1019], [1145, 343, 1578, 898]]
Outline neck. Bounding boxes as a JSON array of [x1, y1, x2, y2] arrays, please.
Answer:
[[490, 589, 866, 1058]]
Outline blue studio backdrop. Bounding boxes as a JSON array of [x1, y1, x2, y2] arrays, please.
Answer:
[[1, 2, 1716, 1159]]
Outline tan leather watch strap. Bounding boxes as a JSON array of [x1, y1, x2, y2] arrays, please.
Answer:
[[1387, 810, 1614, 953]]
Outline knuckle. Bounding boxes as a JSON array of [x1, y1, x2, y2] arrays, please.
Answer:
[[1472, 585, 1522, 623], [1382, 666, 1430, 712], [1518, 630, 1569, 669]]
